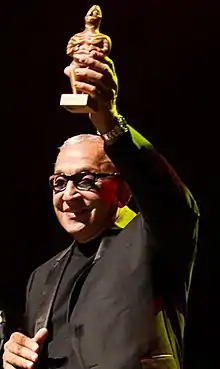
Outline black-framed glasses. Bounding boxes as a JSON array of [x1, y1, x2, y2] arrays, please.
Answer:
[[49, 171, 121, 193]]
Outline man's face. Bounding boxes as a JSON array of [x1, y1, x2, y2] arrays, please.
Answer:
[[51, 140, 120, 243]]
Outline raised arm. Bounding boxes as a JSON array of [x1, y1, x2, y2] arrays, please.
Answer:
[[65, 51, 199, 288]]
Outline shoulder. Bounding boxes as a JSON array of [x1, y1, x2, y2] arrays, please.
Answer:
[[27, 244, 73, 290], [35, 244, 73, 274]]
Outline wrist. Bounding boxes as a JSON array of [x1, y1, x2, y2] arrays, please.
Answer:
[[96, 114, 128, 146], [89, 106, 119, 133]]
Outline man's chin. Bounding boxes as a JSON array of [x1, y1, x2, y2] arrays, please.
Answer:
[[64, 220, 87, 235]]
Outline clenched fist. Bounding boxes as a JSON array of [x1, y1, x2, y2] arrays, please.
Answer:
[[3, 328, 48, 369]]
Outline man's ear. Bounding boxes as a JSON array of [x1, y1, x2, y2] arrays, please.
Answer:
[[117, 181, 132, 208]]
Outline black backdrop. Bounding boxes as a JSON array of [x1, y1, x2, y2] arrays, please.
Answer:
[[1, 1, 219, 368]]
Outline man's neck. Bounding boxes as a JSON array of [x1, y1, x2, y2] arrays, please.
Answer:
[[75, 236, 101, 258], [75, 224, 120, 258]]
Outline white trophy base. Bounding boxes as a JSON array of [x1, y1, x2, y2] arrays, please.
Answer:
[[60, 94, 97, 114]]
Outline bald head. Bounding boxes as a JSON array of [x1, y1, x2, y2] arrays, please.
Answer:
[[55, 134, 118, 174], [60, 134, 105, 153]]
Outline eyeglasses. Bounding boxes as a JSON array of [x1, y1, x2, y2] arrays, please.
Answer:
[[49, 171, 120, 193]]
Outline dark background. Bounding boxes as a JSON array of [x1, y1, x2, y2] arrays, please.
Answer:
[[1, 0, 219, 368]]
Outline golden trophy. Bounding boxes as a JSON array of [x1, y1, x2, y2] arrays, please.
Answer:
[[60, 5, 112, 113]]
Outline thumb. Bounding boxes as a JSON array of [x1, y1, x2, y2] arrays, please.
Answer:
[[32, 327, 48, 346]]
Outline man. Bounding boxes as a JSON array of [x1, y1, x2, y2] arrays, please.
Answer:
[[3, 51, 199, 369]]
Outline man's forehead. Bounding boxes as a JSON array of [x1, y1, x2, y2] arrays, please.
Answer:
[[55, 141, 106, 169], [58, 141, 103, 159], [54, 141, 116, 174]]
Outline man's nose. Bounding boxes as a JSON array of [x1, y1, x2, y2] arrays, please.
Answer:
[[62, 181, 81, 201]]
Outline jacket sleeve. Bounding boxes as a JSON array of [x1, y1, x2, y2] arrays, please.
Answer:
[[105, 124, 199, 291]]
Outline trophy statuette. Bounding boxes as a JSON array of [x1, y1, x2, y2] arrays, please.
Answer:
[[60, 5, 112, 114]]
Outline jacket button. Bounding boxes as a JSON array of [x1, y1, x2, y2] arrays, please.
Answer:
[[74, 324, 84, 337]]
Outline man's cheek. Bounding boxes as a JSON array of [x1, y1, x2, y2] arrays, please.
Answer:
[[98, 181, 118, 207]]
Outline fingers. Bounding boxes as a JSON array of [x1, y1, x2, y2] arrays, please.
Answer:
[[64, 54, 118, 93], [74, 54, 112, 76], [3, 350, 36, 369], [75, 54, 117, 88], [73, 81, 115, 107], [90, 50, 116, 73], [3, 332, 38, 369], [63, 53, 118, 111], [4, 341, 38, 358], [3, 362, 15, 369], [3, 329, 48, 369], [4, 332, 39, 352], [74, 67, 117, 92]]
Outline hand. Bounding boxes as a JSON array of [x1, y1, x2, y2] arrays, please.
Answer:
[[2, 328, 48, 369], [64, 50, 120, 132]]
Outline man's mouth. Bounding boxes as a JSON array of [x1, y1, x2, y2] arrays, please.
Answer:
[[74, 209, 89, 215], [64, 209, 90, 217]]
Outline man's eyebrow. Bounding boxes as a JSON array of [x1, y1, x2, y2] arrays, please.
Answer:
[[53, 167, 97, 175]]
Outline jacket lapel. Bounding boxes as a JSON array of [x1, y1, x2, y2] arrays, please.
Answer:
[[34, 244, 73, 335], [34, 205, 135, 335]]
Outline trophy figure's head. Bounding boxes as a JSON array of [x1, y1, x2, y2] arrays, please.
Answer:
[[85, 5, 102, 28]]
